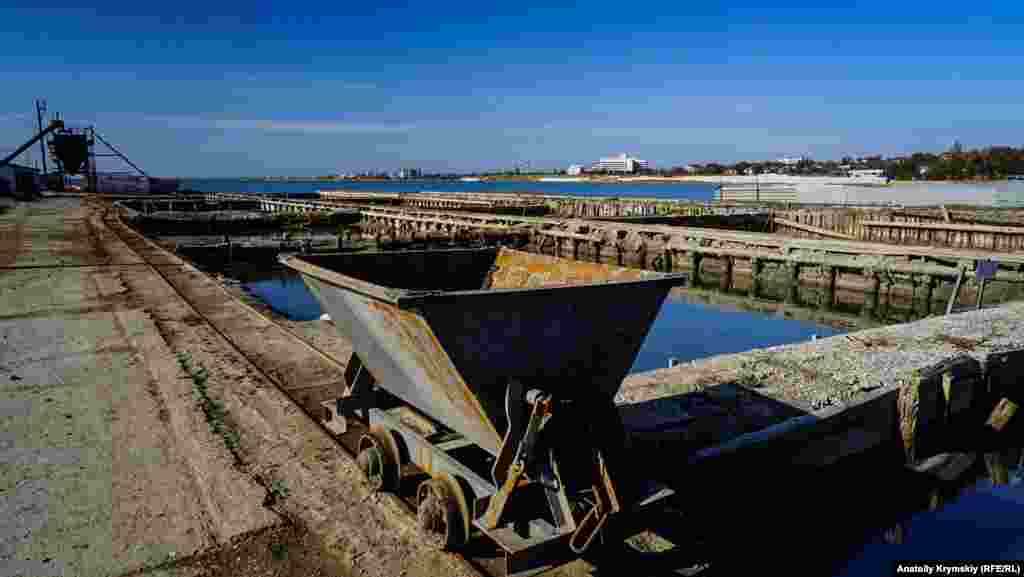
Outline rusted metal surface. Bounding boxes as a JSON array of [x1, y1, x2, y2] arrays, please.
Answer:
[[281, 247, 685, 456], [985, 398, 1018, 432], [488, 248, 658, 289]]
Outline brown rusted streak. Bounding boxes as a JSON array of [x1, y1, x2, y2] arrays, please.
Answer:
[[986, 398, 1018, 432], [364, 295, 501, 453], [489, 247, 655, 290]]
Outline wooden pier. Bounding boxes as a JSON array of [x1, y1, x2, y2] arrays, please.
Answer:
[[774, 206, 1024, 250], [196, 193, 1024, 316]]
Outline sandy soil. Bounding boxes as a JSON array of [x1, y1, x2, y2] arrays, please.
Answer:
[[0, 198, 278, 577]]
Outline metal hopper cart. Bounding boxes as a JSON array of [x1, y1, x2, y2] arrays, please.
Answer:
[[280, 247, 687, 575]]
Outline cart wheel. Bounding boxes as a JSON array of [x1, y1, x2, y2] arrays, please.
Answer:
[[416, 477, 468, 551], [357, 427, 400, 493]]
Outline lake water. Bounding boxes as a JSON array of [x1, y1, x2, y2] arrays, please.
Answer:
[[240, 271, 843, 374], [837, 474, 1024, 576], [180, 177, 719, 201]]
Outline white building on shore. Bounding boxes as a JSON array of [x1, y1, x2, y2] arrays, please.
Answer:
[[778, 156, 806, 166], [592, 153, 649, 173]]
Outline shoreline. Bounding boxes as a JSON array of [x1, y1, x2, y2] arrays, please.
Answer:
[[198, 175, 1015, 185]]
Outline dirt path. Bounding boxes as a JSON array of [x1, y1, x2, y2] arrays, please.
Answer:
[[0, 197, 281, 577]]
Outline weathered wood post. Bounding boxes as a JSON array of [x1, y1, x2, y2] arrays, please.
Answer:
[[749, 257, 762, 299], [720, 256, 733, 291], [946, 266, 966, 315], [923, 275, 936, 316], [863, 271, 880, 317], [635, 240, 647, 269], [823, 266, 837, 310], [786, 263, 801, 304], [689, 252, 702, 288]]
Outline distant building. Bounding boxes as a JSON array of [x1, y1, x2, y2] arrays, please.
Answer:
[[592, 153, 648, 173], [778, 156, 805, 166], [849, 168, 885, 179], [566, 164, 584, 176], [397, 168, 420, 179]]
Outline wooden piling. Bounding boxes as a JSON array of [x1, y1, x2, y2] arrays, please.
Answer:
[[863, 272, 880, 317], [786, 263, 801, 304], [689, 252, 702, 288], [824, 266, 837, 310], [749, 257, 762, 298], [720, 256, 733, 292], [924, 275, 936, 316], [946, 266, 966, 315]]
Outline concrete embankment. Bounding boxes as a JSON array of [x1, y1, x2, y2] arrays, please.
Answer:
[[0, 198, 280, 577], [616, 296, 1024, 481]]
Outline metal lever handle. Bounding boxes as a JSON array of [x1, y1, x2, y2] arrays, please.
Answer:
[[568, 497, 610, 555]]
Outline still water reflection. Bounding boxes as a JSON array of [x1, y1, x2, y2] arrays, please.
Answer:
[[837, 472, 1024, 576], [239, 271, 843, 373]]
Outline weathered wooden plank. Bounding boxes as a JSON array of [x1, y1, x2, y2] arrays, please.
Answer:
[[663, 243, 1024, 282], [897, 355, 983, 464], [772, 216, 857, 240], [863, 220, 1024, 235]]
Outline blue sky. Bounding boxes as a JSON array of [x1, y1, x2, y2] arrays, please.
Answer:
[[2, 1, 1022, 176]]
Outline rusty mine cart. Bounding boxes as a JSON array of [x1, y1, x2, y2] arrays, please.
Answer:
[[281, 246, 688, 575]]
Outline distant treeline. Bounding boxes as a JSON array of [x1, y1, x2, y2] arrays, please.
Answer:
[[886, 146, 1024, 180], [671, 145, 1024, 181]]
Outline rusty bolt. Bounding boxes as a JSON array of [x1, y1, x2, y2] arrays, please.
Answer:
[[986, 398, 1018, 433]]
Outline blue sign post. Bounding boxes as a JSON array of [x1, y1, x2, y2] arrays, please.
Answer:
[[975, 259, 997, 310]]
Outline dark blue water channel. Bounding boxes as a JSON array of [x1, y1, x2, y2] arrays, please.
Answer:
[[241, 273, 842, 374], [180, 177, 719, 201], [836, 476, 1024, 576]]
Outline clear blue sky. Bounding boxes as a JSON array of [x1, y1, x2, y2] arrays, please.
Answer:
[[2, 1, 1022, 176]]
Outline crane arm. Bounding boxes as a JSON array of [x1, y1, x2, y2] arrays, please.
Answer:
[[1, 119, 64, 168]]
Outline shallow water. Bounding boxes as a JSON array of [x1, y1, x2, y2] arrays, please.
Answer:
[[181, 177, 719, 201], [242, 274, 325, 322], [632, 293, 843, 372], [837, 473, 1024, 575], [241, 270, 842, 374]]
